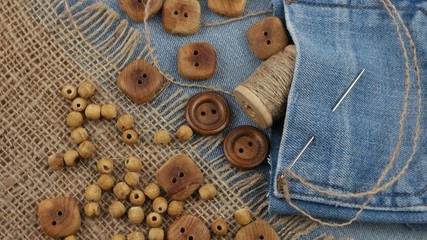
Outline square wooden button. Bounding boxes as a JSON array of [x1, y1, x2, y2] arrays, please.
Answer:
[[247, 16, 289, 60], [178, 42, 217, 80], [208, 0, 246, 17], [162, 0, 201, 35]]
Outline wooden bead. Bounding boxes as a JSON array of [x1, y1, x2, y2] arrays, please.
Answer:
[[97, 157, 114, 174], [97, 174, 115, 191], [117, 114, 135, 132], [175, 125, 193, 142], [125, 156, 142, 172], [148, 228, 164, 240], [144, 183, 161, 200], [85, 184, 102, 201], [153, 130, 171, 144], [152, 197, 168, 214], [129, 189, 146, 206], [247, 16, 289, 60], [108, 201, 126, 218], [101, 104, 117, 120], [64, 150, 80, 167], [128, 206, 145, 224], [84, 202, 101, 218], [66, 111, 83, 128], [235, 220, 279, 240], [211, 219, 228, 236], [114, 182, 131, 200], [167, 215, 210, 240], [70, 127, 88, 145], [48, 153, 64, 170], [198, 184, 217, 201], [167, 200, 184, 217], [122, 129, 138, 144], [162, 0, 201, 35], [61, 85, 78, 100], [71, 97, 87, 112], [85, 104, 101, 120], [38, 197, 81, 238], [234, 208, 252, 226], [208, 0, 246, 17], [64, 235, 78, 240], [119, 0, 162, 22], [116, 59, 164, 104], [112, 234, 126, 240], [125, 172, 140, 186], [77, 140, 95, 158], [127, 231, 145, 240], [78, 80, 96, 99], [146, 212, 163, 228], [178, 42, 216, 80]]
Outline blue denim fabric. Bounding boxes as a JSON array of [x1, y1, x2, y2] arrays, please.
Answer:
[[270, 0, 427, 224]]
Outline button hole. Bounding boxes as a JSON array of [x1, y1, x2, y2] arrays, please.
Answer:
[[248, 142, 253, 147], [194, 62, 199, 67], [193, 50, 198, 55], [188, 236, 193, 240], [52, 220, 57, 226], [200, 111, 206, 116], [239, 148, 244, 153], [259, 235, 264, 240], [180, 227, 185, 233], [172, 177, 177, 183], [142, 73, 148, 78], [179, 172, 184, 178], [174, 10, 178, 15], [57, 211, 62, 216], [137, 0, 142, 3], [137, 80, 143, 85], [184, 12, 188, 18], [263, 31, 268, 36], [211, 109, 216, 114], [266, 40, 271, 45]]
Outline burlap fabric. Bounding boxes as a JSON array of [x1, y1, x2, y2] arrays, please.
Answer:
[[0, 0, 317, 239]]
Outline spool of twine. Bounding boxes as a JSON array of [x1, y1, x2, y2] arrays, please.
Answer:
[[234, 44, 296, 128]]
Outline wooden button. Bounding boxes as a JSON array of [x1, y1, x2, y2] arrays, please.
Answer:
[[235, 220, 279, 240], [167, 215, 211, 240], [156, 154, 203, 200], [38, 197, 81, 238], [247, 17, 288, 60], [162, 0, 201, 35], [119, 0, 163, 22], [185, 92, 230, 136], [223, 125, 269, 170], [208, 0, 246, 17], [117, 59, 164, 104], [178, 42, 217, 81]]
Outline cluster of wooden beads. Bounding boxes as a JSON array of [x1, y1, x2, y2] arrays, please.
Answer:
[[152, 125, 193, 145], [117, 114, 139, 145]]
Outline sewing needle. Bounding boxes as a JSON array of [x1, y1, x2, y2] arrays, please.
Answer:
[[332, 68, 366, 112]]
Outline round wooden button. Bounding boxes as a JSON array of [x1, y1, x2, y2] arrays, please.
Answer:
[[235, 220, 279, 240], [167, 215, 210, 240], [185, 92, 230, 136], [223, 125, 269, 170]]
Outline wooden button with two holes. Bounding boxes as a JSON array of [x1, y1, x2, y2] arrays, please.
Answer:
[[116, 59, 164, 104], [156, 154, 204, 200], [224, 125, 269, 170], [185, 92, 230, 136], [247, 16, 289, 60], [208, 0, 246, 17], [235, 220, 279, 240], [178, 42, 217, 81], [162, 0, 201, 35], [119, 0, 163, 22], [167, 215, 211, 240]]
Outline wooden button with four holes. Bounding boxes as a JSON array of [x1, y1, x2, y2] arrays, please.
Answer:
[[224, 125, 270, 170], [208, 0, 246, 17], [235, 220, 280, 240], [162, 0, 201, 35], [178, 42, 217, 81], [167, 215, 211, 240], [119, 0, 163, 22], [156, 154, 203, 200], [116, 59, 164, 104], [185, 92, 230, 136], [247, 16, 289, 60]]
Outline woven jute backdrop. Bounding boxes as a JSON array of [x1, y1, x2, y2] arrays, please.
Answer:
[[0, 0, 317, 239]]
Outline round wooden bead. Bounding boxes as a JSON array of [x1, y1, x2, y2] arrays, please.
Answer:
[[234, 208, 252, 226], [127, 231, 145, 240], [66, 111, 83, 128], [198, 184, 217, 201], [101, 104, 117, 120], [125, 172, 140, 187], [125, 156, 142, 172], [112, 234, 126, 240], [71, 97, 87, 112], [122, 129, 138, 144], [144, 183, 161, 200], [148, 228, 164, 240], [77, 140, 95, 158], [70, 127, 88, 145], [118, 0, 163, 22], [85, 184, 102, 201], [78, 80, 96, 99], [61, 85, 77, 100], [153, 130, 171, 144], [48, 153, 64, 170], [152, 197, 168, 214], [178, 42, 217, 80], [116, 114, 134, 132], [85, 104, 101, 120], [64, 235, 78, 240], [129, 189, 146, 206], [84, 202, 101, 218], [97, 157, 114, 174], [114, 182, 131, 200], [167, 200, 184, 217], [63, 150, 80, 167], [128, 206, 145, 224], [108, 201, 126, 218], [175, 125, 193, 142], [146, 212, 163, 228], [97, 174, 115, 191], [211, 219, 228, 236]]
